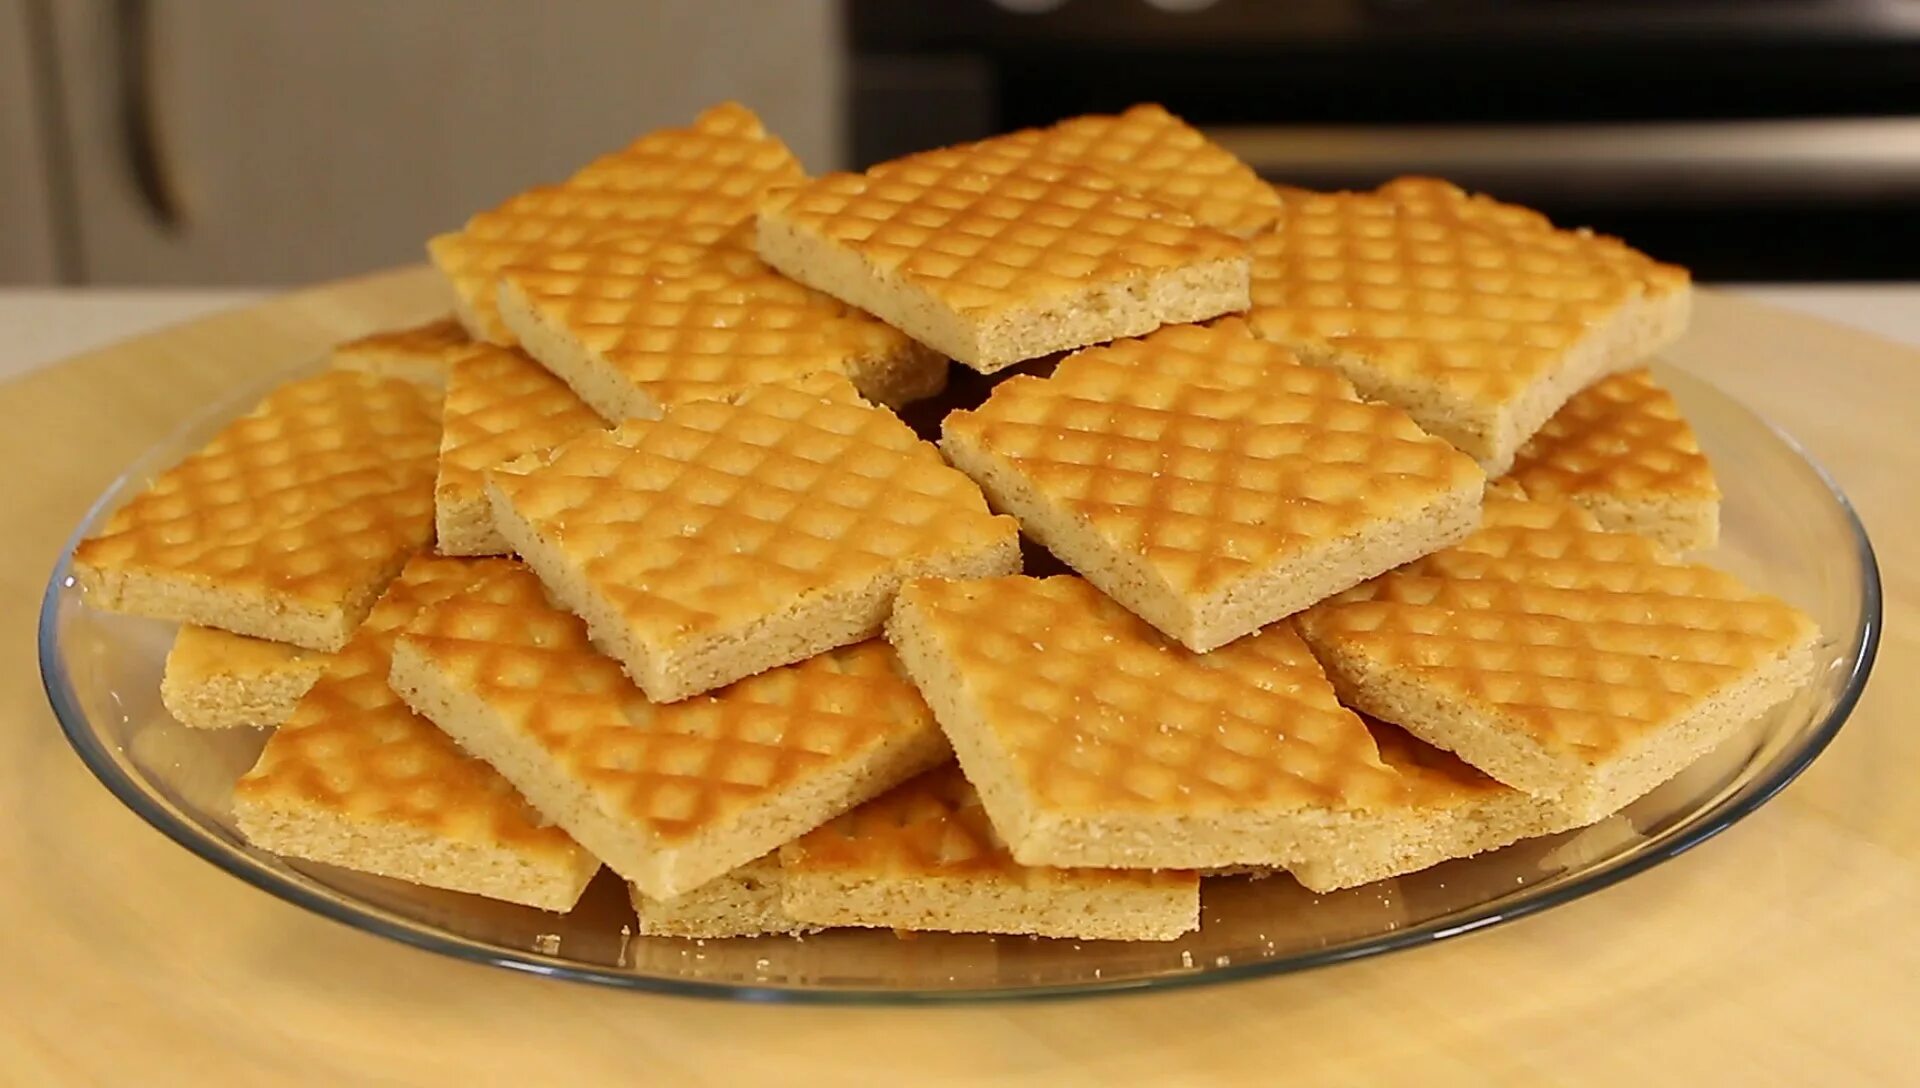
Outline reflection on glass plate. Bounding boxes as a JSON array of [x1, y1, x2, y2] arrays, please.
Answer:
[[40, 360, 1879, 1002]]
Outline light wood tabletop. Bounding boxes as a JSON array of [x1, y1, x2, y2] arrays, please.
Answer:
[[2, 270, 1914, 1086]]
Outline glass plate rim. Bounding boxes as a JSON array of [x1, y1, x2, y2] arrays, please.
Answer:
[[38, 362, 1883, 1005]]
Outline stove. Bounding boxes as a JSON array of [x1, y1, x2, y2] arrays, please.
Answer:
[[850, 0, 1920, 280]]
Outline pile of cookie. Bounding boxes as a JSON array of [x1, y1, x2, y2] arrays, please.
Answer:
[[74, 103, 1816, 942]]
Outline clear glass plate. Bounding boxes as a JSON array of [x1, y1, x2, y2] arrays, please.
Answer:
[[40, 360, 1880, 1003]]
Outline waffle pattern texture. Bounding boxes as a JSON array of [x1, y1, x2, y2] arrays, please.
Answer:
[[943, 319, 1484, 650], [389, 563, 950, 899], [234, 555, 599, 910], [487, 373, 1019, 702], [431, 103, 805, 344], [1504, 366, 1720, 551], [72, 370, 440, 651], [757, 143, 1249, 373], [1296, 496, 1817, 820], [1246, 177, 1691, 473]]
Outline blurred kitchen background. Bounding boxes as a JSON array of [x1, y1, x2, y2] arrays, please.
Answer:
[[5, 0, 1920, 287]]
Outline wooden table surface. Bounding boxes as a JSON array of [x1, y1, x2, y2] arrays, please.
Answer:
[[3, 270, 1915, 1086]]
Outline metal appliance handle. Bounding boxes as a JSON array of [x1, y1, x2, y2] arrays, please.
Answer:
[[1206, 118, 1920, 204], [111, 0, 185, 231]]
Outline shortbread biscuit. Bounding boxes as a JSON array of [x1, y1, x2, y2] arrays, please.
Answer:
[[1246, 178, 1691, 474], [1295, 496, 1819, 822], [431, 103, 804, 343], [487, 373, 1020, 703], [781, 765, 1199, 941], [940, 103, 1280, 236], [886, 574, 1413, 871], [1283, 716, 1591, 892], [757, 147, 1249, 374], [388, 564, 950, 900], [436, 343, 603, 555], [1504, 366, 1719, 551], [942, 320, 1484, 650], [630, 855, 808, 938], [160, 626, 332, 730], [72, 371, 440, 651], [234, 555, 599, 910], [329, 317, 468, 387], [497, 237, 946, 422]]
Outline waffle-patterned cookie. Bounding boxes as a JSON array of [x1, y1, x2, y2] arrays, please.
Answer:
[[332, 320, 602, 556], [1295, 496, 1819, 821], [756, 148, 1250, 374], [488, 373, 1021, 703], [329, 317, 469, 387], [463, 213, 744, 266], [388, 564, 950, 900], [72, 371, 440, 651], [431, 210, 753, 347], [931, 103, 1279, 236], [430, 103, 805, 344], [436, 343, 603, 556], [629, 854, 808, 938], [886, 574, 1414, 870], [1282, 716, 1590, 892], [1504, 367, 1719, 552], [1376, 177, 1691, 300], [781, 765, 1199, 940], [160, 626, 332, 730], [497, 237, 948, 422], [942, 320, 1485, 650], [1245, 178, 1692, 474], [233, 555, 599, 910]]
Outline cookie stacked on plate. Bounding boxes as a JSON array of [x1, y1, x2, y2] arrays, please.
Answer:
[[72, 102, 1815, 942]]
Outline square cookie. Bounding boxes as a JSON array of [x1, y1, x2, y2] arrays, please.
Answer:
[[497, 236, 946, 422], [781, 765, 1199, 941], [886, 574, 1414, 871], [1282, 717, 1592, 892], [72, 370, 440, 652], [757, 146, 1248, 374], [430, 102, 804, 344], [487, 373, 1020, 703], [233, 555, 599, 911], [1295, 495, 1819, 822], [1503, 366, 1719, 552], [161, 626, 333, 730], [1245, 178, 1691, 474], [938, 103, 1280, 236], [436, 343, 603, 555], [630, 855, 808, 938], [942, 320, 1485, 650], [388, 563, 950, 900], [329, 316, 469, 388]]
